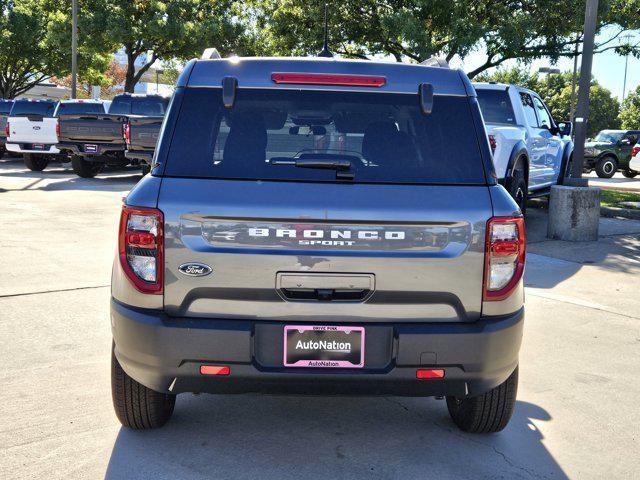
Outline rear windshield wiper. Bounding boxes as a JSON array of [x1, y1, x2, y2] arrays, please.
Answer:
[[270, 158, 352, 170], [270, 155, 355, 180]]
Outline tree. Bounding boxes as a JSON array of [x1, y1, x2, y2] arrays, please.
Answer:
[[0, 0, 112, 98], [52, 59, 127, 99], [83, 0, 251, 92], [478, 66, 620, 137], [619, 86, 640, 130], [247, 0, 640, 78]]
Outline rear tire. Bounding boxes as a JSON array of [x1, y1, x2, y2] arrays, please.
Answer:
[[622, 170, 638, 179], [23, 154, 49, 171], [446, 366, 518, 433], [595, 156, 617, 178], [71, 155, 103, 178], [506, 167, 528, 215], [111, 344, 176, 429]]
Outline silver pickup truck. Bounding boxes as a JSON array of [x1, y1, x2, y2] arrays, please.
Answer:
[[474, 83, 573, 212]]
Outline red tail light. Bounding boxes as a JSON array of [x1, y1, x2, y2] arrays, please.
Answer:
[[271, 73, 386, 87], [632, 146, 640, 158], [55, 119, 60, 137], [5, 121, 10, 137], [123, 122, 130, 144], [488, 134, 497, 153], [118, 206, 163, 294], [483, 217, 526, 301]]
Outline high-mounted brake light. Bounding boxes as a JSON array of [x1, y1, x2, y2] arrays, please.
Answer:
[[632, 146, 639, 158], [488, 134, 497, 153], [271, 73, 386, 88], [118, 206, 163, 294], [483, 217, 525, 301]]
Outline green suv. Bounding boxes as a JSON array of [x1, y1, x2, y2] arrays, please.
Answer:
[[584, 130, 640, 178]]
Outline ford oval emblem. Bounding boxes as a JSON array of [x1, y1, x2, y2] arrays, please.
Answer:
[[178, 263, 212, 277]]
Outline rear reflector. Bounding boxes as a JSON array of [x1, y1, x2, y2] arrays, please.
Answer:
[[200, 365, 230, 376], [416, 369, 445, 379], [271, 73, 386, 87]]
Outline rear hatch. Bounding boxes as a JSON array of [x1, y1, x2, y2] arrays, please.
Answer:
[[158, 86, 493, 323]]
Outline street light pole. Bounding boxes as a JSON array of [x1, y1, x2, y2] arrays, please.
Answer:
[[621, 34, 631, 101], [71, 0, 77, 99], [566, 0, 599, 187]]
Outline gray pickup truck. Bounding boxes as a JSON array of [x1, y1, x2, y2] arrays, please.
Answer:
[[124, 116, 164, 174], [111, 56, 525, 434], [57, 93, 168, 177]]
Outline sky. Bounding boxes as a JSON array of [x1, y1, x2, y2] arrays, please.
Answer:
[[454, 26, 640, 101]]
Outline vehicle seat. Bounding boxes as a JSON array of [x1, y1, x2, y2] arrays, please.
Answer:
[[223, 113, 268, 170]]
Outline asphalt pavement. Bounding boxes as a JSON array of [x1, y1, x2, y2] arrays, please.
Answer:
[[1, 157, 639, 479]]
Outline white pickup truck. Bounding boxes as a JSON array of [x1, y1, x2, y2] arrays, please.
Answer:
[[473, 83, 574, 212], [6, 99, 60, 171]]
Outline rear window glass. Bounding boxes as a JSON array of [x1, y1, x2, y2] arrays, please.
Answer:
[[163, 88, 486, 185], [10, 101, 56, 117], [55, 102, 105, 116], [476, 89, 516, 125], [0, 101, 13, 115], [131, 98, 168, 116]]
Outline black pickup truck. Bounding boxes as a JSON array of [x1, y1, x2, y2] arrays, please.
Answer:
[[57, 93, 168, 177], [124, 116, 164, 175]]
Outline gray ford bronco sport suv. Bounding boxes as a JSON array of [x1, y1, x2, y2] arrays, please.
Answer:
[[111, 56, 525, 433]]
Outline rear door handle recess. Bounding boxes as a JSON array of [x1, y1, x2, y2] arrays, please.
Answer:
[[276, 273, 375, 302]]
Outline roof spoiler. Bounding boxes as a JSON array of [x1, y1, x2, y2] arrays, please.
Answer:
[[201, 48, 222, 60], [420, 57, 450, 69]]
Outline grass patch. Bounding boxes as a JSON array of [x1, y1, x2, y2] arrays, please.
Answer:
[[600, 189, 640, 209]]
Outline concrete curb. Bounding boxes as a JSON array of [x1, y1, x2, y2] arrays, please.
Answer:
[[528, 198, 640, 221], [600, 206, 640, 220]]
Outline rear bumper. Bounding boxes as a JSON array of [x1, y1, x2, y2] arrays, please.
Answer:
[[111, 299, 523, 398], [57, 141, 126, 157], [125, 149, 153, 164], [6, 142, 60, 154]]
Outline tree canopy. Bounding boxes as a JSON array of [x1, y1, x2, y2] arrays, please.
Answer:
[[248, 0, 640, 77], [620, 85, 640, 130], [0, 0, 111, 98]]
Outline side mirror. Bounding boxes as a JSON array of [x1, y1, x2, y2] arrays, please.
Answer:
[[557, 121, 572, 137], [419, 83, 434, 115]]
